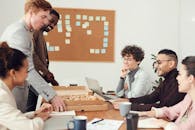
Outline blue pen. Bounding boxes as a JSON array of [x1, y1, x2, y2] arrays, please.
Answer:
[[92, 119, 104, 124]]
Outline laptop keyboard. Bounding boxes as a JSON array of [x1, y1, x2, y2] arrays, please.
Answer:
[[103, 95, 112, 100], [102, 94, 118, 100]]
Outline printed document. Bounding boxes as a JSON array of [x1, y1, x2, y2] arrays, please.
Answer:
[[87, 118, 124, 130]]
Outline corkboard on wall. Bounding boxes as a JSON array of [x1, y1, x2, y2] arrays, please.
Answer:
[[44, 8, 115, 62]]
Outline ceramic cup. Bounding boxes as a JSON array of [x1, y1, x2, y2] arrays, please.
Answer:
[[119, 102, 131, 117], [67, 116, 87, 130]]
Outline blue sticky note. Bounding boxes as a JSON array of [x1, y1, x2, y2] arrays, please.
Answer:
[[49, 46, 55, 51], [103, 37, 108, 43], [75, 21, 81, 26], [104, 25, 109, 31], [104, 31, 109, 36], [65, 20, 70, 25], [103, 42, 108, 48], [47, 46, 50, 51], [101, 49, 106, 54]]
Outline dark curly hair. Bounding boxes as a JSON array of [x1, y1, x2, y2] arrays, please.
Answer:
[[121, 45, 144, 62], [50, 9, 60, 19], [0, 42, 27, 78]]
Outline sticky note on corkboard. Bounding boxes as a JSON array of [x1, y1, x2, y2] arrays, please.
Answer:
[[45, 8, 115, 62]]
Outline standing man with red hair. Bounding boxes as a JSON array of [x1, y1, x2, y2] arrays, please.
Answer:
[[0, 0, 66, 112]]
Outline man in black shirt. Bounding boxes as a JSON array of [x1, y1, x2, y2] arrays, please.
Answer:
[[113, 49, 186, 111]]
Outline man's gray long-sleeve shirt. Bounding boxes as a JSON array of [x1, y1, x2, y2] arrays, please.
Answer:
[[0, 20, 56, 102]]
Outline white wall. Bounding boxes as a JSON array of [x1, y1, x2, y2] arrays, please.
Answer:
[[0, 0, 25, 36], [180, 0, 195, 60], [1, 0, 192, 92]]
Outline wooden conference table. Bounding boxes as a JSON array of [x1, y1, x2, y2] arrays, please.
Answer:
[[76, 103, 163, 130]]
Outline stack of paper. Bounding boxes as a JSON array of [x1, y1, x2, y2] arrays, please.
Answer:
[[87, 118, 124, 130], [49, 110, 76, 116], [43, 110, 76, 130]]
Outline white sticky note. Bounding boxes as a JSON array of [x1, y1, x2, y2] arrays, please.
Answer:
[[103, 37, 108, 43], [101, 16, 106, 21], [104, 31, 109, 36], [55, 46, 60, 51], [47, 46, 49, 51], [84, 22, 89, 27], [58, 20, 62, 24], [82, 15, 88, 20], [65, 20, 70, 25], [43, 31, 48, 36], [66, 32, 71, 37], [66, 25, 72, 32], [65, 15, 70, 19], [101, 49, 106, 54], [87, 30, 92, 35], [57, 21, 63, 32], [75, 21, 81, 26], [76, 15, 81, 20], [65, 39, 70, 44], [104, 21, 109, 26], [95, 49, 100, 54], [103, 42, 108, 48], [95, 16, 101, 21], [46, 42, 50, 47], [89, 16, 94, 21], [82, 24, 87, 29], [90, 49, 95, 54]]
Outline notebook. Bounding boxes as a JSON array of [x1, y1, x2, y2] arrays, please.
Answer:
[[43, 111, 75, 130], [36, 95, 76, 130], [85, 77, 118, 101]]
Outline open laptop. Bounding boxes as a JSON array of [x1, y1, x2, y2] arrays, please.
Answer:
[[85, 77, 118, 101]]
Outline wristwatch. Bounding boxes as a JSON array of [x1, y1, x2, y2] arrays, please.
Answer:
[[120, 77, 125, 80]]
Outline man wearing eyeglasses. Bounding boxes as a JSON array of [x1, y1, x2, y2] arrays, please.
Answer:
[[113, 49, 186, 111]]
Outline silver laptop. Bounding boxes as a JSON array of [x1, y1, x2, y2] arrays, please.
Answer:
[[85, 77, 118, 100]]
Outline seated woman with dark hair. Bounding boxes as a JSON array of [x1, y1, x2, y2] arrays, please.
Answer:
[[139, 56, 195, 130], [0, 42, 52, 130]]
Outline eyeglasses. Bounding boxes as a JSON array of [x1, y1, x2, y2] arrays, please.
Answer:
[[154, 60, 171, 65], [123, 57, 134, 62]]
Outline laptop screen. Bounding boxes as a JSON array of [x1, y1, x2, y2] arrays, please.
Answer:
[[85, 77, 103, 96]]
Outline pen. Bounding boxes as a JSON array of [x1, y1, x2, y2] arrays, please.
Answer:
[[91, 119, 104, 124]]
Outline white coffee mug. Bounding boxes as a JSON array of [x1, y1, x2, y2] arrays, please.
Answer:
[[119, 102, 131, 117]]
